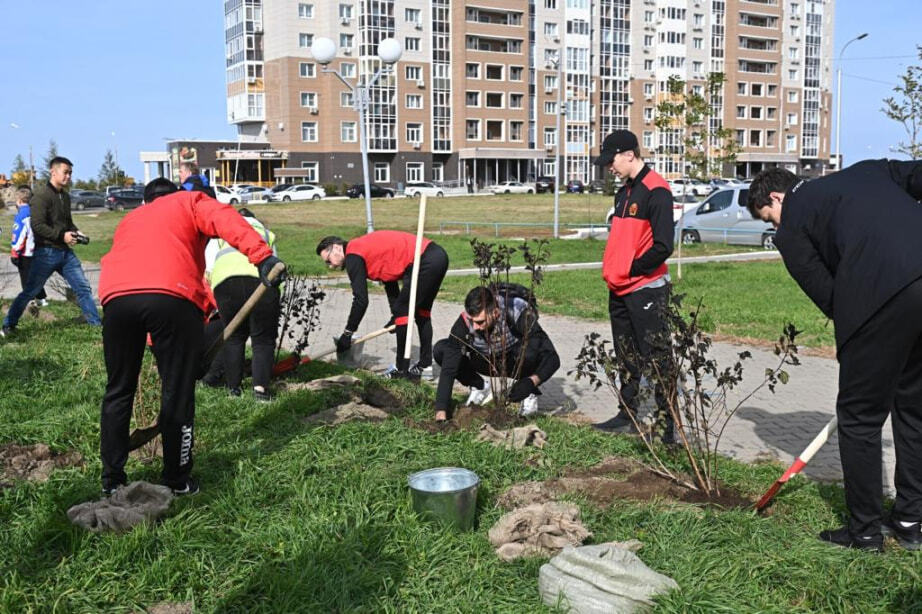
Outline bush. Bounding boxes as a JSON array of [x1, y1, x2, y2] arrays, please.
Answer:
[[322, 183, 339, 196]]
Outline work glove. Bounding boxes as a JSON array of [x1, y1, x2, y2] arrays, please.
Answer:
[[384, 316, 397, 333], [508, 377, 540, 402], [257, 255, 286, 287], [334, 331, 353, 353]]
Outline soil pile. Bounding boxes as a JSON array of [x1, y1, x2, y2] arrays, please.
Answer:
[[0, 443, 83, 488]]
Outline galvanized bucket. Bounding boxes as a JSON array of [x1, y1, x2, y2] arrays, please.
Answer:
[[408, 467, 480, 531]]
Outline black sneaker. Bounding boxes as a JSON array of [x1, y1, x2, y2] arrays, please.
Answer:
[[882, 517, 922, 551], [253, 388, 272, 402], [593, 412, 638, 434], [228, 387, 242, 397], [408, 362, 433, 380], [168, 479, 200, 497], [0, 325, 13, 338], [818, 526, 883, 552], [102, 482, 125, 496], [383, 369, 420, 382]]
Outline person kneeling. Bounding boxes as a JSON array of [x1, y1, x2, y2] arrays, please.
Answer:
[[432, 285, 560, 421]]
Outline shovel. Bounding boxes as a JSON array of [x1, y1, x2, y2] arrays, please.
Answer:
[[272, 325, 396, 376], [127, 262, 286, 451], [754, 416, 837, 512]]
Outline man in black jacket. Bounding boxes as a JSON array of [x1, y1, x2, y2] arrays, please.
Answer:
[[2, 157, 100, 337], [748, 161, 922, 551], [432, 285, 560, 421]]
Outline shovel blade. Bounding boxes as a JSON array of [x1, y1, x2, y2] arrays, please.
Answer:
[[128, 423, 160, 451]]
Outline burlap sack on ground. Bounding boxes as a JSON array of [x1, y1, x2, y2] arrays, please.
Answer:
[[302, 401, 390, 425], [476, 423, 547, 449], [67, 481, 173, 533], [488, 502, 591, 561], [538, 543, 679, 614]]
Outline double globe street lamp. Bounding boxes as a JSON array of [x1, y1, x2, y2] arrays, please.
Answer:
[[311, 36, 403, 234]]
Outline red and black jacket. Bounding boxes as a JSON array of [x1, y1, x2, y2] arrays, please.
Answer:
[[602, 165, 674, 296]]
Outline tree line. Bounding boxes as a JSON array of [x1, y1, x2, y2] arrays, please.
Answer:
[[9, 140, 135, 190]]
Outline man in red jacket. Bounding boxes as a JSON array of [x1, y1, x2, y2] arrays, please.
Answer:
[[592, 130, 676, 443], [97, 178, 284, 496], [316, 230, 448, 379]]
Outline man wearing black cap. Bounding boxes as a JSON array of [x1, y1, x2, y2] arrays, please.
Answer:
[[592, 130, 676, 442]]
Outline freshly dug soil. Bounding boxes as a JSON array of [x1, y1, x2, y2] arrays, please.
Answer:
[[147, 603, 193, 614], [410, 405, 524, 434], [0, 443, 83, 487], [499, 456, 752, 510]]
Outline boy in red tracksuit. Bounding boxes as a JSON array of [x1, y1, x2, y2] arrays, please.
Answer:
[[316, 231, 449, 379], [591, 130, 676, 442], [97, 179, 284, 496]]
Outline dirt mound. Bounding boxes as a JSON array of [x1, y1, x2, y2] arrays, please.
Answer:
[[0, 443, 83, 487], [410, 405, 525, 434], [498, 456, 751, 510], [147, 603, 193, 614]]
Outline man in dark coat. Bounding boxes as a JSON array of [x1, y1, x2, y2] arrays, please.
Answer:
[[747, 161, 922, 551]]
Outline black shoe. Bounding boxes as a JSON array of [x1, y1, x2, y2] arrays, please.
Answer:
[[229, 387, 242, 397], [253, 388, 272, 402], [818, 526, 883, 552], [101, 482, 126, 496], [882, 517, 922, 551], [383, 369, 420, 382], [593, 412, 638, 434], [168, 479, 199, 497], [201, 376, 223, 389], [0, 325, 13, 338]]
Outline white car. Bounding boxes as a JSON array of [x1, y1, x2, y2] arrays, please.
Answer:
[[404, 182, 445, 198], [490, 181, 535, 195], [267, 183, 326, 202], [213, 185, 236, 204], [669, 179, 708, 196]]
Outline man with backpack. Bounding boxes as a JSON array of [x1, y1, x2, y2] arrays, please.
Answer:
[[431, 284, 560, 421]]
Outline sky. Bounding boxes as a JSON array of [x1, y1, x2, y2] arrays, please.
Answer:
[[0, 1, 918, 183]]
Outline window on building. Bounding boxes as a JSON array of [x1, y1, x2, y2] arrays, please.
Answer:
[[341, 91, 353, 107], [693, 13, 703, 25], [432, 163, 444, 182], [485, 120, 503, 141], [790, 25, 800, 37], [643, 83, 654, 96], [693, 37, 703, 49], [787, 90, 798, 103], [750, 106, 762, 119], [644, 10, 654, 22], [485, 92, 504, 108], [341, 121, 356, 142], [644, 35, 653, 47], [510, 121, 523, 141], [406, 94, 423, 109], [692, 84, 703, 96], [644, 59, 654, 70], [466, 119, 481, 139], [465, 91, 480, 106], [736, 105, 747, 119], [301, 121, 317, 142], [738, 82, 747, 95], [544, 23, 558, 37], [786, 112, 798, 126], [509, 93, 524, 108], [339, 33, 354, 48], [544, 0, 556, 8], [374, 162, 390, 183], [405, 37, 421, 51], [544, 127, 556, 147], [788, 69, 798, 80], [751, 83, 763, 96], [299, 62, 315, 78], [767, 84, 777, 96], [485, 64, 503, 80], [509, 66, 524, 81], [298, 3, 313, 18], [406, 162, 424, 182], [767, 107, 777, 119], [341, 63, 356, 77], [466, 63, 480, 79], [544, 101, 557, 114], [692, 61, 703, 74], [544, 75, 557, 90], [299, 33, 314, 48], [736, 130, 746, 147], [766, 130, 776, 147], [339, 4, 353, 19], [406, 123, 422, 143], [405, 8, 421, 23], [300, 162, 318, 182], [789, 47, 799, 60], [643, 107, 654, 121], [300, 92, 317, 107], [749, 130, 762, 147], [406, 66, 422, 80], [786, 134, 797, 152], [643, 131, 654, 149]]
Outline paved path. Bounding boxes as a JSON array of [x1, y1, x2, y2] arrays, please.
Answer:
[[0, 255, 897, 493]]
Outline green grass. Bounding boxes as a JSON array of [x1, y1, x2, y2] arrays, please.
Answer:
[[0, 310, 919, 612]]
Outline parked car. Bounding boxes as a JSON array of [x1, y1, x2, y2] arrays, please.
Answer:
[[235, 186, 273, 202], [671, 193, 703, 222], [267, 184, 326, 202], [345, 183, 395, 199], [490, 181, 535, 195], [587, 179, 607, 194], [676, 186, 776, 249], [213, 184, 236, 204], [404, 182, 444, 198], [69, 189, 106, 210], [229, 183, 255, 194], [105, 188, 145, 211], [566, 179, 585, 193], [535, 176, 556, 193], [669, 178, 708, 196]]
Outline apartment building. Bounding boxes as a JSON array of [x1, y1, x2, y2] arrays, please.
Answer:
[[223, 0, 835, 187]]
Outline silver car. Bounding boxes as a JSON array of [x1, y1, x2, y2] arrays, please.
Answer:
[[676, 186, 776, 249]]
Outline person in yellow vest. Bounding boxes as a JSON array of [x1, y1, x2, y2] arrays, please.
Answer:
[[205, 208, 280, 401]]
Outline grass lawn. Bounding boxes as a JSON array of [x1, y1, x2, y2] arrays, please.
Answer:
[[0, 308, 918, 612]]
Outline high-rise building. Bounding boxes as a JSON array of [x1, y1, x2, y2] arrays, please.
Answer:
[[223, 0, 835, 187]]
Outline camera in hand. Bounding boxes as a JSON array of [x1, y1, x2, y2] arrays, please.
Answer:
[[74, 231, 90, 245]]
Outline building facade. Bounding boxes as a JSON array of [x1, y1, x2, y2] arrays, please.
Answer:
[[224, 0, 835, 187]]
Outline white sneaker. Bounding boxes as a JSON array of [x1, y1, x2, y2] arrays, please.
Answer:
[[465, 379, 493, 406], [38, 299, 49, 307], [519, 393, 539, 417]]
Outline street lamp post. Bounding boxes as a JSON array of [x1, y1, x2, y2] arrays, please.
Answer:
[[834, 33, 868, 171], [548, 51, 566, 239], [313, 36, 402, 234]]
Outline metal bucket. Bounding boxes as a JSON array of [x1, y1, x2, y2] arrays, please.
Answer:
[[408, 467, 480, 531]]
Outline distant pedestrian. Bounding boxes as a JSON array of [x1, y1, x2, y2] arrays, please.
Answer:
[[9, 186, 49, 307], [467, 176, 474, 194], [2, 157, 100, 337], [178, 162, 216, 198], [591, 130, 676, 444], [748, 162, 922, 552]]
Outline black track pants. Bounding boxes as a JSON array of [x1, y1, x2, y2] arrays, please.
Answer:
[[213, 276, 280, 390], [392, 243, 449, 370]]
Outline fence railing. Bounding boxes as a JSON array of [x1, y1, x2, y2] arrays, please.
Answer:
[[438, 220, 610, 236]]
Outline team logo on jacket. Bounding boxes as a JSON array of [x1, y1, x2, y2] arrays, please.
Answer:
[[628, 203, 639, 216]]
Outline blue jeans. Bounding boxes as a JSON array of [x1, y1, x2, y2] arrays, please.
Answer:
[[3, 246, 101, 328]]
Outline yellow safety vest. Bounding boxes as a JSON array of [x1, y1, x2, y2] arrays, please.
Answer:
[[210, 218, 277, 289]]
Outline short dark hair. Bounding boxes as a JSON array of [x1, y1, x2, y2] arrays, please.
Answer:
[[144, 177, 179, 204], [464, 286, 496, 316], [746, 167, 798, 218], [316, 235, 345, 256], [49, 156, 73, 169]]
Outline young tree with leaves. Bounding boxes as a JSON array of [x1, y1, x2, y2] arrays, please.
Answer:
[[97, 149, 125, 187], [882, 45, 922, 159]]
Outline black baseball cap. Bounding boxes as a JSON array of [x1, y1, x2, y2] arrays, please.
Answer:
[[593, 130, 639, 166]]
